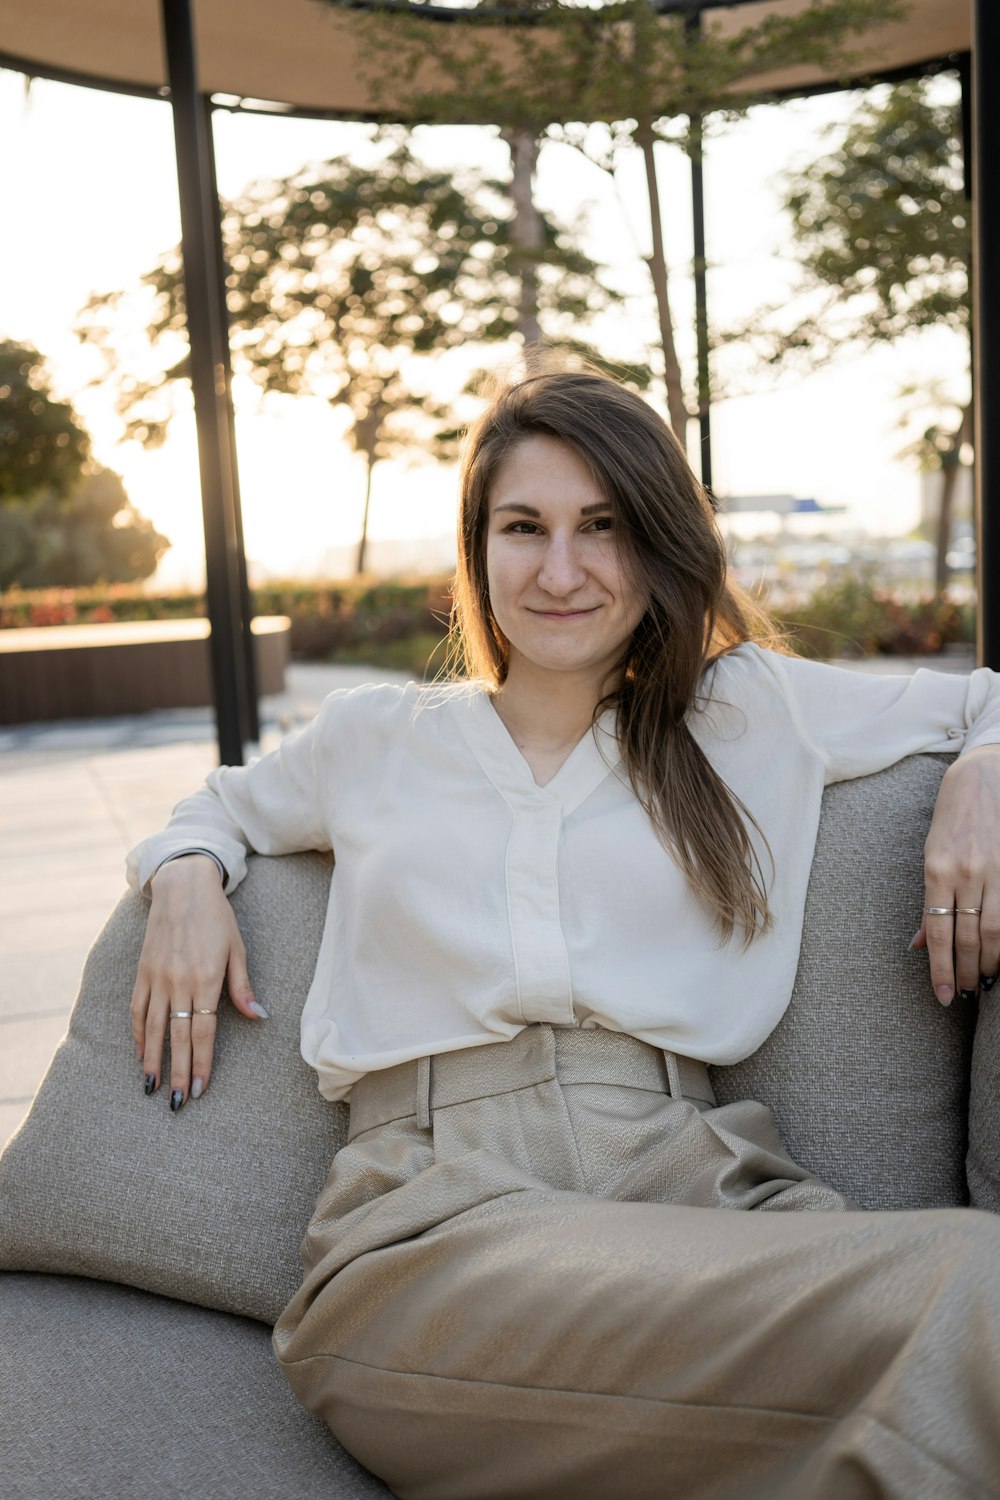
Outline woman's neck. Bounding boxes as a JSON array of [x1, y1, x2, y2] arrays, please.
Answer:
[[491, 661, 616, 757]]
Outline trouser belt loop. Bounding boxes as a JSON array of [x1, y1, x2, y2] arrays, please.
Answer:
[[663, 1050, 684, 1102], [416, 1054, 432, 1130]]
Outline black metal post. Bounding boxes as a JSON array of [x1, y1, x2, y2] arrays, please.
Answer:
[[160, 0, 250, 763], [200, 94, 260, 742], [690, 118, 712, 496], [686, 7, 712, 496], [973, 5, 999, 667]]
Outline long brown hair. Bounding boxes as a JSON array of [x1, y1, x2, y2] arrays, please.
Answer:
[[449, 367, 788, 949]]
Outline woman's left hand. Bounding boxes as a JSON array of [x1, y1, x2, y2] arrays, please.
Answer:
[[911, 745, 1000, 1004]]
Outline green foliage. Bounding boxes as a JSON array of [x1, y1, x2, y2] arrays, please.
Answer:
[[79, 138, 631, 464], [724, 77, 969, 371], [0, 342, 92, 503], [0, 467, 170, 590], [774, 569, 973, 659], [259, 576, 452, 662], [0, 582, 204, 629], [324, 0, 902, 142], [0, 576, 452, 669]]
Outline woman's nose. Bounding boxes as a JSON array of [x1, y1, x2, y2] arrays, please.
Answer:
[[537, 534, 587, 595]]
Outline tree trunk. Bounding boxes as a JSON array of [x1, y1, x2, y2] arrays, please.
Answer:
[[353, 401, 384, 577], [934, 403, 973, 595], [500, 126, 544, 352], [355, 451, 374, 577], [637, 125, 689, 449]]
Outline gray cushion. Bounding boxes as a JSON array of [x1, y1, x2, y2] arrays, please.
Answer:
[[0, 852, 348, 1324], [712, 753, 975, 1210], [969, 992, 1000, 1212], [0, 1273, 389, 1499]]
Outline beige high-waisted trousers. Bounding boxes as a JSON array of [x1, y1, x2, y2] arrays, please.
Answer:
[[272, 1025, 1000, 1500]]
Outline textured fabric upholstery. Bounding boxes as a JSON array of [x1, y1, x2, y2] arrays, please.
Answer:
[[712, 753, 975, 1210], [0, 851, 349, 1323], [969, 992, 1000, 1213], [0, 1274, 389, 1499]]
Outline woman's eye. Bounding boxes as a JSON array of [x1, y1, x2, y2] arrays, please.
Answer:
[[505, 521, 540, 535], [588, 516, 614, 532]]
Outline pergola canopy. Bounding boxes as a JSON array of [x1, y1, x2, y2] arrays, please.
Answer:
[[0, 0, 970, 120]]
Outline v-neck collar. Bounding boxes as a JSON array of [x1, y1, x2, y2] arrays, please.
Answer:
[[451, 685, 622, 815]]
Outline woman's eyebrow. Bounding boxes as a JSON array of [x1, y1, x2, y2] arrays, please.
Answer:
[[492, 501, 611, 517]]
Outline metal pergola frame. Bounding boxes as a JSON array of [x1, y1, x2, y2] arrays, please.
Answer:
[[2, 0, 992, 764]]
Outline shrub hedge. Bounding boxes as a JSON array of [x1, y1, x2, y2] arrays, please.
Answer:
[[0, 570, 975, 670], [773, 572, 975, 660], [0, 578, 453, 665]]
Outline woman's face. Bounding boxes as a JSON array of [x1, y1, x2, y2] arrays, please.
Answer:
[[485, 434, 649, 687]]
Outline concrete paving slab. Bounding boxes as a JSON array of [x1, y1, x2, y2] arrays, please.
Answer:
[[0, 952, 87, 1018], [0, 845, 124, 881], [0, 1103, 32, 1151], [0, 1012, 69, 1100], [0, 873, 123, 920], [0, 905, 119, 957]]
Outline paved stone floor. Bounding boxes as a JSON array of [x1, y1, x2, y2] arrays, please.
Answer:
[[0, 651, 976, 1149]]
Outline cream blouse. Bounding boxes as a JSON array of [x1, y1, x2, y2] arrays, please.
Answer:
[[126, 644, 1000, 1101]]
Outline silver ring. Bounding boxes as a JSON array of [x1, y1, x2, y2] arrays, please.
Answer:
[[169, 1010, 194, 1020], [924, 907, 955, 916], [955, 906, 983, 916]]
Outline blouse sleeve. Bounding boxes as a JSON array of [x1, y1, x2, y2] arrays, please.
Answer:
[[125, 691, 342, 899], [753, 647, 1000, 785]]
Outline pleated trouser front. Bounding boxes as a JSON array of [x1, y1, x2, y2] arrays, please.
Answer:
[[272, 1024, 1000, 1500]]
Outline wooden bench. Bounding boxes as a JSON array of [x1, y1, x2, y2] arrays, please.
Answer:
[[0, 616, 290, 725]]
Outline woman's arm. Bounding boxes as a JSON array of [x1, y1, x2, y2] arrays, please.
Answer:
[[127, 692, 343, 1111], [756, 648, 1000, 1005]]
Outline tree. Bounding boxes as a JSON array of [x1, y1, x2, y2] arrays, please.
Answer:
[[0, 343, 168, 589], [0, 466, 170, 590], [722, 77, 970, 589], [0, 341, 91, 502], [80, 137, 647, 574], [320, 0, 902, 449]]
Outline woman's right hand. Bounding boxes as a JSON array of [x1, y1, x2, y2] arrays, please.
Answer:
[[130, 854, 268, 1111]]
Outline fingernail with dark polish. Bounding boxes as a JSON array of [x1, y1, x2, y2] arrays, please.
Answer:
[[981, 974, 997, 992], [170, 1090, 184, 1112], [959, 989, 978, 1003], [144, 1074, 156, 1096]]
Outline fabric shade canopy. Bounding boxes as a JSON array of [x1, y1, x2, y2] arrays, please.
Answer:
[[0, 0, 970, 119]]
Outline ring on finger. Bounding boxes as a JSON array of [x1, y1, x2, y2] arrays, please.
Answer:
[[193, 1007, 217, 1016], [955, 906, 983, 916], [170, 1010, 194, 1020], [925, 907, 956, 915]]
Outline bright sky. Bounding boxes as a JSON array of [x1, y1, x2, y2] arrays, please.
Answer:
[[0, 67, 968, 589]]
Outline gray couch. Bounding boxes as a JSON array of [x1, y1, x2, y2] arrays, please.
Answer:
[[2, 753, 997, 1499]]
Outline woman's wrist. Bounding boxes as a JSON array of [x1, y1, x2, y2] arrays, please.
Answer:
[[149, 852, 225, 893]]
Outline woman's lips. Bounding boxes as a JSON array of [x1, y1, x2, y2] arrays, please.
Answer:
[[528, 607, 599, 619]]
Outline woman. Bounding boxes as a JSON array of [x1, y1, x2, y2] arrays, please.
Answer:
[[129, 371, 1000, 1500]]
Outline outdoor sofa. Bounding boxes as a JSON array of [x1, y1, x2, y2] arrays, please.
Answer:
[[1, 750, 998, 1499]]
